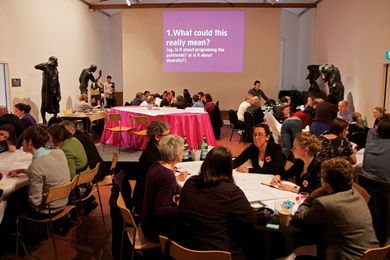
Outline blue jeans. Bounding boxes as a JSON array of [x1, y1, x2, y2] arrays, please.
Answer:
[[281, 119, 302, 159]]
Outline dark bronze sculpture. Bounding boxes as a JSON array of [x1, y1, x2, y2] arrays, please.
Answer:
[[306, 64, 344, 102], [79, 65, 101, 94], [319, 64, 344, 103], [35, 56, 61, 124], [306, 65, 321, 93]]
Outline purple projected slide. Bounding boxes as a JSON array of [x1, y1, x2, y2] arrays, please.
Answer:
[[163, 11, 244, 72]]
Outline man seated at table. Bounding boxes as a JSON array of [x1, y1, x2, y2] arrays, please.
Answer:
[[160, 91, 174, 107], [337, 100, 353, 123], [74, 94, 93, 112], [246, 96, 264, 124], [293, 158, 378, 259]]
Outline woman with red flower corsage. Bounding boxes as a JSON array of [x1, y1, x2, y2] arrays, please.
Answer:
[[233, 123, 283, 174], [271, 133, 322, 193]]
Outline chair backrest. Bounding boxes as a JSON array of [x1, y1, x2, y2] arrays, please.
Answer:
[[243, 111, 256, 130], [110, 152, 119, 172], [77, 163, 100, 186], [159, 235, 232, 260], [131, 115, 149, 126], [361, 243, 390, 260], [107, 113, 122, 122], [117, 193, 137, 230], [112, 170, 133, 209], [352, 182, 371, 204], [45, 175, 79, 204], [229, 110, 240, 128]]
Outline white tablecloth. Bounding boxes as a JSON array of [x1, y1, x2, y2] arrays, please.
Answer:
[[176, 161, 297, 209], [0, 150, 32, 223]]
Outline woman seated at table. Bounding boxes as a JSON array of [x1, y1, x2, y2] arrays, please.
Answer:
[[271, 133, 321, 193], [317, 118, 356, 165], [233, 123, 283, 174], [293, 158, 378, 259], [0, 124, 17, 153], [14, 103, 38, 129], [274, 104, 291, 124], [133, 120, 171, 214], [176, 146, 256, 260], [47, 123, 88, 178], [204, 93, 215, 114], [141, 134, 186, 241], [7, 126, 70, 218]]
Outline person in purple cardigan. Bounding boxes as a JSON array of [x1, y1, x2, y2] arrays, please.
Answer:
[[141, 134, 185, 241], [14, 103, 38, 128]]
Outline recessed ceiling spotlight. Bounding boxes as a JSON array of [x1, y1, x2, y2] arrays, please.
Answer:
[[126, 0, 131, 6]]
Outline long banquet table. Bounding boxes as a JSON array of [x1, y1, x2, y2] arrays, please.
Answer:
[[0, 150, 32, 223], [100, 106, 216, 150]]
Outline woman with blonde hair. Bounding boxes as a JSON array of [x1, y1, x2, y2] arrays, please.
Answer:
[[271, 133, 321, 193], [141, 134, 187, 241]]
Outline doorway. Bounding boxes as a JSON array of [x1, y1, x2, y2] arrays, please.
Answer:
[[0, 63, 10, 108]]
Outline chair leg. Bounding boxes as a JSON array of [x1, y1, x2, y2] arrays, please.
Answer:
[[230, 129, 234, 142], [102, 128, 106, 152], [16, 219, 19, 258], [120, 222, 125, 260], [51, 223, 58, 260], [95, 184, 105, 225]]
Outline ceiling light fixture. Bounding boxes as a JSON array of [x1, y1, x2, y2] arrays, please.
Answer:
[[126, 0, 131, 6]]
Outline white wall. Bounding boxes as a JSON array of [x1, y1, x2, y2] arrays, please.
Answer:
[[108, 12, 123, 92], [299, 0, 390, 125], [0, 0, 111, 121], [122, 8, 281, 110], [280, 10, 299, 90], [296, 8, 315, 90]]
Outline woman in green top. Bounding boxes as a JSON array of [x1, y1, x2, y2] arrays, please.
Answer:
[[48, 124, 88, 178]]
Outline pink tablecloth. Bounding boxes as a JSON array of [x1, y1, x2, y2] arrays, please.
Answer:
[[100, 106, 216, 150]]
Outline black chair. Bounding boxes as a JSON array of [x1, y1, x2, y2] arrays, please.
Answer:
[[243, 112, 256, 142], [210, 101, 222, 139], [357, 173, 390, 246], [348, 131, 367, 150], [228, 109, 245, 142]]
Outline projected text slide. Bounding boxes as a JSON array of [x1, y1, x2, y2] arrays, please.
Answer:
[[163, 11, 244, 72]]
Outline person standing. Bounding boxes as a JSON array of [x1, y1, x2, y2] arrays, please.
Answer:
[[103, 75, 116, 108], [248, 80, 270, 103], [34, 56, 61, 124]]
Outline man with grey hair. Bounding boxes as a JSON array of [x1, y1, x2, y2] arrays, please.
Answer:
[[133, 120, 171, 213], [246, 96, 264, 124]]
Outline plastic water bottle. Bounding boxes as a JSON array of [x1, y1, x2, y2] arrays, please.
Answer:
[[200, 136, 208, 160], [182, 136, 191, 162], [363, 117, 369, 128]]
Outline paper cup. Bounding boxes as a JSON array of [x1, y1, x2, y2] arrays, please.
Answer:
[[278, 209, 291, 226]]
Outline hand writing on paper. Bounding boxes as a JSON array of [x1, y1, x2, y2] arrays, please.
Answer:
[[235, 166, 249, 173], [271, 175, 282, 186], [278, 183, 299, 193], [7, 169, 27, 178], [175, 171, 189, 182]]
